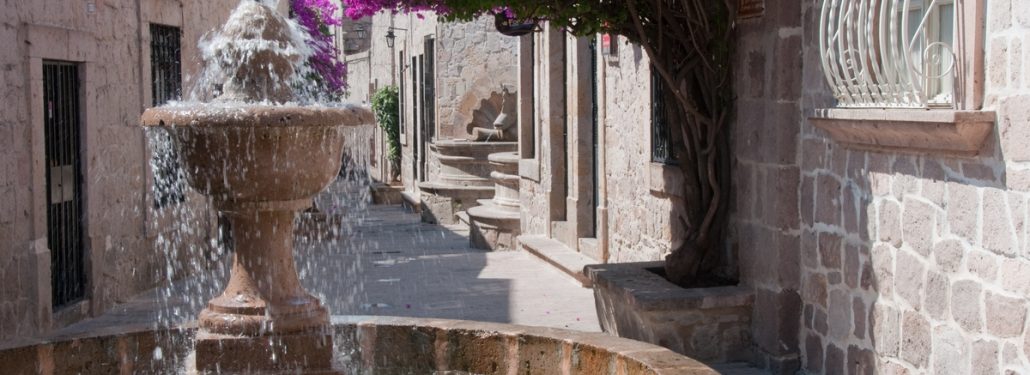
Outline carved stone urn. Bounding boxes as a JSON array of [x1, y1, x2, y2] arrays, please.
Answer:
[[140, 2, 372, 372]]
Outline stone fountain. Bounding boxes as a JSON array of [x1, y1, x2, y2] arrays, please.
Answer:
[[418, 86, 517, 224], [140, 2, 371, 372], [0, 2, 721, 374]]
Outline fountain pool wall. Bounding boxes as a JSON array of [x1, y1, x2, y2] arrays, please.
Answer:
[[0, 316, 717, 374]]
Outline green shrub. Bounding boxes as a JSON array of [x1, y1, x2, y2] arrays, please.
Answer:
[[371, 86, 400, 179]]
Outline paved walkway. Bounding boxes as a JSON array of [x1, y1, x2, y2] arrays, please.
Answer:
[[49, 191, 600, 340]]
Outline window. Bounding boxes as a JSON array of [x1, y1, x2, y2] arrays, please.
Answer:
[[399, 51, 405, 134], [651, 66, 675, 164], [560, 32, 569, 201], [424, 37, 436, 140], [149, 24, 185, 208], [528, 35, 536, 158], [818, 0, 957, 108], [811, 0, 992, 156], [43, 60, 86, 308]]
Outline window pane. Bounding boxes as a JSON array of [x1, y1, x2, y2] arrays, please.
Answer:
[[935, 2, 955, 102], [906, 7, 925, 68]]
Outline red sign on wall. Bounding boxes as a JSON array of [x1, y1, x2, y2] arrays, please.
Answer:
[[601, 34, 617, 58]]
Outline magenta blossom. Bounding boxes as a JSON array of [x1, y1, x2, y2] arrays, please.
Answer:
[[341, 0, 451, 20], [292, 0, 348, 95]]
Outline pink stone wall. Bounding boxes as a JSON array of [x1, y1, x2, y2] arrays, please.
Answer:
[[600, 41, 681, 263], [797, 0, 1030, 373], [727, 2, 805, 371]]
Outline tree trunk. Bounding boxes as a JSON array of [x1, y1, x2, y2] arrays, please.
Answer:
[[621, 0, 735, 287]]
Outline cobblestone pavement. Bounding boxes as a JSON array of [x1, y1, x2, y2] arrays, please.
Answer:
[[48, 201, 600, 340]]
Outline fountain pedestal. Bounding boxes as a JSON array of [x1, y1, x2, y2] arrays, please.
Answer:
[[142, 107, 372, 373], [467, 151, 522, 251], [194, 201, 332, 372]]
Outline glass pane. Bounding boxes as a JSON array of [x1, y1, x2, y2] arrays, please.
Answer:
[[907, 7, 925, 68], [936, 3, 954, 101]]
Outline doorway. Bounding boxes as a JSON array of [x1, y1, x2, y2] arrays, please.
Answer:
[[43, 60, 86, 309]]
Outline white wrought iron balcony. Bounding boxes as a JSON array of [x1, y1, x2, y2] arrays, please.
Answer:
[[819, 0, 956, 108]]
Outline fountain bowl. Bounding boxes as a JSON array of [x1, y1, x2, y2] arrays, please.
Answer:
[[142, 104, 373, 207]]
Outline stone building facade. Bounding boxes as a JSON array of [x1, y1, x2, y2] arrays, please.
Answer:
[[794, 0, 1030, 373], [0, 0, 261, 343], [342, 12, 519, 196], [360, 0, 1030, 373]]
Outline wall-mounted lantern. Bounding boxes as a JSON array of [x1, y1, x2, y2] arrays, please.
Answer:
[[385, 27, 408, 48]]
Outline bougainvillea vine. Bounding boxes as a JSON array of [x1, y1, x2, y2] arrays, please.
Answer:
[[292, 0, 348, 96]]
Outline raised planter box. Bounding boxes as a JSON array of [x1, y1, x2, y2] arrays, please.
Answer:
[[369, 182, 403, 205], [585, 261, 754, 364]]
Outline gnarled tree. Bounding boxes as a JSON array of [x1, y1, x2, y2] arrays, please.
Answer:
[[345, 0, 735, 287]]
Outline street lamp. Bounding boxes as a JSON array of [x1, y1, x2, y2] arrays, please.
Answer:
[[385, 27, 408, 48]]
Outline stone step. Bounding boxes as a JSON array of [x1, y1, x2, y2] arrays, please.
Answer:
[[400, 190, 421, 213], [518, 235, 595, 287], [711, 362, 769, 375]]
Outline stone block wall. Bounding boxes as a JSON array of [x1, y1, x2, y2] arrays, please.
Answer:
[[345, 13, 517, 193], [435, 17, 518, 141], [516, 26, 684, 262], [797, 0, 1030, 373], [600, 40, 681, 263], [0, 0, 239, 343], [727, 3, 805, 372]]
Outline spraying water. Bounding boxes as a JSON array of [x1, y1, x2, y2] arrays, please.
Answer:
[[141, 0, 376, 371]]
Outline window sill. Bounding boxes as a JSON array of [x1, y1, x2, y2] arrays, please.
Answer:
[[810, 108, 995, 157], [649, 162, 682, 197]]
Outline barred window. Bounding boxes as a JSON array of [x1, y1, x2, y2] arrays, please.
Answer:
[[399, 51, 405, 134], [819, 0, 956, 108], [150, 24, 185, 208], [650, 66, 675, 164]]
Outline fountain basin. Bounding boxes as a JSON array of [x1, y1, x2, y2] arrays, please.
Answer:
[[0, 316, 718, 374], [428, 140, 516, 187], [143, 104, 374, 372], [418, 140, 516, 224], [142, 105, 373, 205]]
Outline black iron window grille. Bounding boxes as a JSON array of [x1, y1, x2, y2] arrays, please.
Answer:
[[650, 66, 676, 164], [44, 60, 86, 308], [150, 24, 186, 208], [423, 37, 436, 140], [528, 35, 536, 158], [398, 51, 405, 134], [417, 55, 427, 182], [559, 33, 569, 202], [412, 55, 419, 181]]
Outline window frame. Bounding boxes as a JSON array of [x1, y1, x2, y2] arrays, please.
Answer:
[[149, 23, 186, 209], [810, 0, 994, 156], [650, 65, 676, 165]]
